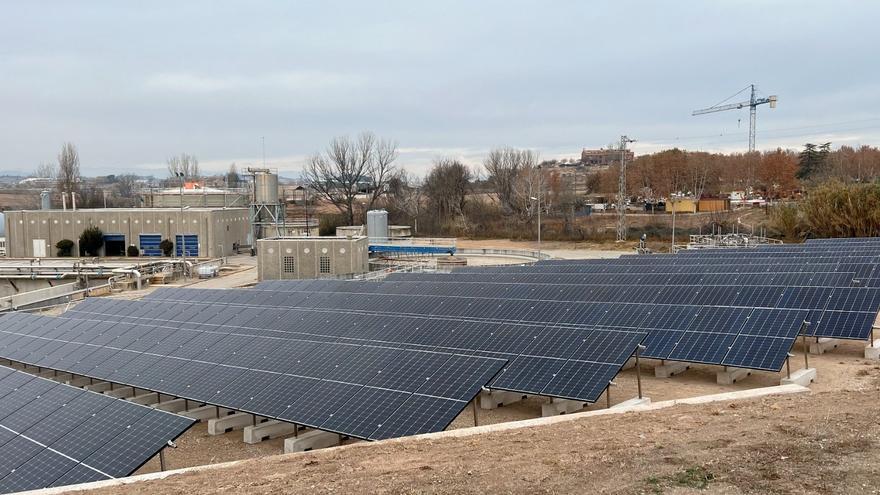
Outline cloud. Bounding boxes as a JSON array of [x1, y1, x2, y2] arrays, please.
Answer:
[[142, 70, 365, 94]]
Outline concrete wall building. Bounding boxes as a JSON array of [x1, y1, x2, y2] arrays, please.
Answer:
[[581, 148, 635, 167], [257, 236, 369, 280], [4, 208, 249, 258]]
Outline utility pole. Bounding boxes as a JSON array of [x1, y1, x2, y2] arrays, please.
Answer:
[[177, 172, 187, 279], [616, 135, 635, 242]]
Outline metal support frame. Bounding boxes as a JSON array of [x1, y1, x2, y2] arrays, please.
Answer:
[[801, 321, 812, 369], [472, 398, 479, 426], [635, 344, 645, 399]]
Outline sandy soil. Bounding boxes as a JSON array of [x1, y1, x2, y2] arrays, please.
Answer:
[[89, 367, 880, 494]]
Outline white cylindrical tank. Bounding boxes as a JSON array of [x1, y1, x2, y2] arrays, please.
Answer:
[[366, 209, 389, 240], [40, 190, 51, 210], [0, 212, 5, 236], [254, 172, 279, 204]]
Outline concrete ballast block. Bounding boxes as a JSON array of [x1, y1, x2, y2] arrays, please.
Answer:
[[541, 399, 586, 417], [181, 405, 227, 422], [780, 368, 817, 386], [808, 338, 839, 355], [865, 339, 880, 360], [243, 420, 299, 444], [65, 376, 93, 387], [84, 382, 113, 393], [129, 392, 159, 405], [208, 413, 262, 435], [716, 368, 752, 385], [104, 386, 135, 399], [654, 362, 689, 378], [479, 390, 526, 410], [154, 398, 189, 413], [284, 430, 341, 453]]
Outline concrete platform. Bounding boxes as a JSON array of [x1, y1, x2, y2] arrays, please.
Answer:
[[104, 386, 135, 399], [865, 339, 880, 360], [781, 368, 817, 386], [541, 398, 586, 417], [208, 413, 265, 435], [611, 397, 651, 409], [654, 361, 689, 378], [716, 367, 751, 385], [243, 420, 299, 444], [284, 430, 341, 453], [807, 338, 839, 355], [154, 398, 189, 413], [479, 390, 526, 410]]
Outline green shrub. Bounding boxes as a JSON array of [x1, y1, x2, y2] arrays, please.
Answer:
[[159, 239, 174, 256], [78, 226, 104, 256], [55, 239, 74, 257], [126, 245, 140, 257]]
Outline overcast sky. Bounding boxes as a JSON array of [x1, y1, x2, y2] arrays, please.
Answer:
[[1, 1, 878, 177]]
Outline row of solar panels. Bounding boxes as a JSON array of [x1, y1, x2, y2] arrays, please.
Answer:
[[253, 280, 879, 341], [387, 271, 859, 288], [142, 287, 809, 371], [453, 262, 877, 278], [0, 364, 193, 494], [0, 311, 510, 442]]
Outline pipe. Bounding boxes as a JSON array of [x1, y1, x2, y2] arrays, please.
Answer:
[[62, 192, 67, 211], [71, 192, 77, 211], [110, 268, 142, 290]]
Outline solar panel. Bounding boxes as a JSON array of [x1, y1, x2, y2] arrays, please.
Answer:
[[0, 312, 518, 440], [0, 364, 194, 493], [108, 285, 806, 372], [51, 297, 646, 405]]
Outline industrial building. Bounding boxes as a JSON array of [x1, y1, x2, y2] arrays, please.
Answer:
[[256, 236, 369, 280], [3, 208, 249, 258]]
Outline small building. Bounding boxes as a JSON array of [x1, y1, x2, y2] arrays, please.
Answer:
[[257, 236, 369, 280], [667, 198, 697, 214], [3, 208, 249, 258], [697, 197, 731, 213]]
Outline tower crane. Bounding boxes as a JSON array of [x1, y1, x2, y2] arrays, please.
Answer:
[[692, 84, 777, 152]]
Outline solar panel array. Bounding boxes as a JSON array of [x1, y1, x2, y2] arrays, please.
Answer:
[[0, 364, 193, 494], [0, 311, 508, 441], [144, 287, 807, 372]]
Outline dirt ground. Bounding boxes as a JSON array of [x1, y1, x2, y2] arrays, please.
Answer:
[[88, 363, 880, 495]]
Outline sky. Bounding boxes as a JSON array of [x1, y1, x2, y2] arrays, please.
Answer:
[[1, 1, 879, 178]]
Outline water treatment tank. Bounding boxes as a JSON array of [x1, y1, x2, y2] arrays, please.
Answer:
[[366, 209, 389, 240], [254, 172, 279, 204]]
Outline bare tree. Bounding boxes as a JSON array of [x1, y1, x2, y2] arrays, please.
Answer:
[[167, 153, 201, 180], [34, 162, 57, 179], [423, 158, 472, 222], [56, 142, 81, 194], [304, 132, 398, 225], [483, 147, 539, 216], [385, 170, 423, 233], [115, 174, 139, 200]]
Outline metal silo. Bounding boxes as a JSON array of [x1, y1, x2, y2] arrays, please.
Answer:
[[253, 172, 279, 204], [367, 209, 389, 240], [40, 190, 51, 210]]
